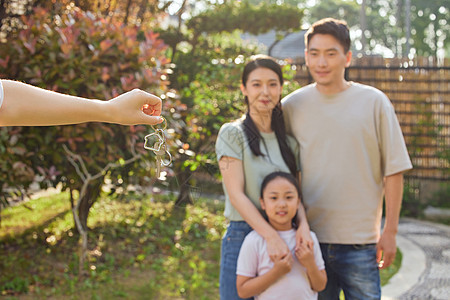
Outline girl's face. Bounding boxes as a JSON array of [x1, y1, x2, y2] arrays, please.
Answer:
[[260, 176, 300, 231], [241, 67, 282, 114]]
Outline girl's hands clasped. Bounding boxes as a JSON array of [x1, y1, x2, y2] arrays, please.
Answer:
[[273, 252, 294, 276], [295, 224, 314, 251]]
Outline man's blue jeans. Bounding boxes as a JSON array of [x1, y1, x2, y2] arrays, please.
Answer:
[[219, 221, 253, 300], [318, 243, 381, 300]]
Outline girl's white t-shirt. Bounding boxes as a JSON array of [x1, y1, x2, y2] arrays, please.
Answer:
[[237, 229, 324, 300], [0, 80, 3, 108]]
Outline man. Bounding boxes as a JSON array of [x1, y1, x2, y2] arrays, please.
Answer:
[[282, 18, 412, 299]]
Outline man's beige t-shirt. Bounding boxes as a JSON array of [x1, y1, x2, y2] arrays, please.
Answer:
[[282, 83, 412, 244]]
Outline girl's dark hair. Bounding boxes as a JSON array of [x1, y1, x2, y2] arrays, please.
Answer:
[[260, 171, 301, 199], [241, 55, 297, 177], [260, 171, 301, 229]]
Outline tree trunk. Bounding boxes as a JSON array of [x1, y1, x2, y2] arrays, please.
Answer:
[[76, 179, 102, 232], [137, 0, 148, 20], [175, 169, 193, 206], [360, 0, 367, 53], [0, 0, 7, 25], [123, 0, 133, 25], [69, 188, 77, 230]]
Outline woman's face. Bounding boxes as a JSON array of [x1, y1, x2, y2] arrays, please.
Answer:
[[241, 67, 282, 114]]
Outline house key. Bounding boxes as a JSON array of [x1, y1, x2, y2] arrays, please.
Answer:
[[144, 117, 172, 179], [154, 142, 168, 178]]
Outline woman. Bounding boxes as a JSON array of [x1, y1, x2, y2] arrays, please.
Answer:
[[216, 55, 312, 299]]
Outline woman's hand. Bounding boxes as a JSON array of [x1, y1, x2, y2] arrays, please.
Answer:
[[266, 233, 290, 262]]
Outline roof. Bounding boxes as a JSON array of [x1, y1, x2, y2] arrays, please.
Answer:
[[241, 30, 306, 59]]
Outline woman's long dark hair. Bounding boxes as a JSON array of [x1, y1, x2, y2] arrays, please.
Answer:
[[241, 55, 297, 178]]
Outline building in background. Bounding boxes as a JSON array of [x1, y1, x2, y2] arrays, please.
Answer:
[[241, 30, 306, 59]]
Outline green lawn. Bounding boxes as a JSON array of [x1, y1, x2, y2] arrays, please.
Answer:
[[0, 192, 401, 299]]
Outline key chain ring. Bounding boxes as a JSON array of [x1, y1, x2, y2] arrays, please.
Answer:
[[161, 150, 173, 166], [151, 116, 167, 131]]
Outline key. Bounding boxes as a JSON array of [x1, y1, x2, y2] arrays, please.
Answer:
[[153, 142, 167, 178], [143, 117, 173, 180]]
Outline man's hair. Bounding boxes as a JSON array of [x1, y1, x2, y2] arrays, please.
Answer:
[[305, 18, 351, 53]]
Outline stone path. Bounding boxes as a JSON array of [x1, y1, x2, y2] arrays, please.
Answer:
[[382, 218, 450, 300]]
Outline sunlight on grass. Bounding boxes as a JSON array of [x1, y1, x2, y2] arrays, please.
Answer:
[[381, 249, 402, 286], [1, 192, 226, 299], [0, 191, 71, 239]]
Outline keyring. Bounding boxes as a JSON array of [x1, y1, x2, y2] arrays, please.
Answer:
[[151, 116, 167, 131]]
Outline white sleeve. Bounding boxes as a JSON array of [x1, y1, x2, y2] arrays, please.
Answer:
[[236, 232, 259, 277], [0, 80, 4, 109], [311, 232, 325, 271]]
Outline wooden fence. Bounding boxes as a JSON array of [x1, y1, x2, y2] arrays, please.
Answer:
[[293, 56, 450, 182]]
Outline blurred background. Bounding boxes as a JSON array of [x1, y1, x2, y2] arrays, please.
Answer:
[[0, 1, 448, 299]]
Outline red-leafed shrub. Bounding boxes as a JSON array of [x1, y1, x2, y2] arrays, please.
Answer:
[[0, 7, 169, 229]]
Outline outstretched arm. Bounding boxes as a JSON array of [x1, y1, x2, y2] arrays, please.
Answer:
[[377, 171, 404, 269], [0, 80, 162, 126]]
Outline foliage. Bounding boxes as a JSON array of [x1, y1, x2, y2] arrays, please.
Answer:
[[406, 0, 450, 57], [305, 0, 359, 28], [246, 0, 302, 5], [401, 98, 448, 216], [303, 0, 449, 58], [155, 1, 304, 204], [187, 0, 303, 36], [428, 183, 450, 209], [381, 249, 403, 286], [0, 0, 165, 42], [401, 181, 422, 217], [159, 33, 252, 204], [0, 7, 169, 228], [0, 192, 226, 298], [162, 40, 303, 204]]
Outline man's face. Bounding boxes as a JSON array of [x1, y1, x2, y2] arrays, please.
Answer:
[[305, 34, 352, 89]]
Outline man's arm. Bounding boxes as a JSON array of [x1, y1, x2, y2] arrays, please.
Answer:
[[377, 171, 404, 269], [295, 172, 314, 249]]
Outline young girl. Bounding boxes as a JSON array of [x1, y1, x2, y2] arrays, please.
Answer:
[[236, 172, 327, 299]]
